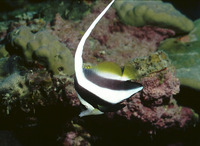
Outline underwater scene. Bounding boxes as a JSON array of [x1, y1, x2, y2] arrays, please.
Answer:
[[0, 0, 200, 145]]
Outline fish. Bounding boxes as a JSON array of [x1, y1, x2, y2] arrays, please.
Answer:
[[74, 0, 143, 117]]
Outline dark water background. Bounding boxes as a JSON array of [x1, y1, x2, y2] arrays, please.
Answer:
[[163, 0, 200, 20]]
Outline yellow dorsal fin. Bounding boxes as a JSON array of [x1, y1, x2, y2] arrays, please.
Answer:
[[93, 62, 123, 77]]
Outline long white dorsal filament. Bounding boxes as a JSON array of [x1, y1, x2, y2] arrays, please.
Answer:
[[75, 0, 115, 83]]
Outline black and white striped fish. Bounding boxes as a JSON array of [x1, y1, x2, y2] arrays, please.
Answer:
[[74, 0, 143, 117]]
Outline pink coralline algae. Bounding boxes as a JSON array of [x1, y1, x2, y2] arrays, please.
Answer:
[[141, 67, 180, 106], [60, 121, 91, 146], [47, 1, 175, 66], [108, 66, 198, 130], [49, 13, 82, 49], [63, 131, 91, 146]]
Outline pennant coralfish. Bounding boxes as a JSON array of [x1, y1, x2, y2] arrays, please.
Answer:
[[74, 0, 143, 117]]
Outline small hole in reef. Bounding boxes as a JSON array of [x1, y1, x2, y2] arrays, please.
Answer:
[[18, 83, 23, 88], [58, 67, 64, 71]]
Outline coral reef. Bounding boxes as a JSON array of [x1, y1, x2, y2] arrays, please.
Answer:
[[57, 52, 199, 145], [0, 64, 75, 115], [6, 26, 74, 75], [0, 50, 197, 132], [49, 2, 175, 66], [114, 0, 194, 34], [158, 19, 200, 89], [108, 51, 198, 130]]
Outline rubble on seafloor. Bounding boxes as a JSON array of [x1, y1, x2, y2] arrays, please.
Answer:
[[58, 121, 92, 146]]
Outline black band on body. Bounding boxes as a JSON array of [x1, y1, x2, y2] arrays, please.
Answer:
[[74, 77, 114, 111], [83, 69, 142, 90]]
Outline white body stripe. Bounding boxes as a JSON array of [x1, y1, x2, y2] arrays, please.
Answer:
[[75, 0, 115, 84], [79, 73, 142, 104], [95, 71, 130, 81]]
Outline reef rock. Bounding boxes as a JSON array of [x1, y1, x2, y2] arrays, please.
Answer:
[[158, 19, 200, 90], [6, 26, 74, 75], [114, 0, 194, 34]]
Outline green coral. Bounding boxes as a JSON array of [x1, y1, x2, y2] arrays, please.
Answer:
[[114, 0, 194, 34], [123, 51, 171, 80], [158, 19, 200, 89], [6, 26, 74, 75]]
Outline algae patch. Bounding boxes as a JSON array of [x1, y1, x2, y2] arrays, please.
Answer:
[[123, 51, 171, 80]]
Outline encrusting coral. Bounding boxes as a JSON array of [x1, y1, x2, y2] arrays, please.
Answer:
[[114, 0, 194, 34], [6, 26, 74, 75]]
